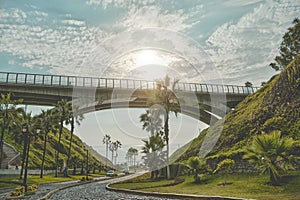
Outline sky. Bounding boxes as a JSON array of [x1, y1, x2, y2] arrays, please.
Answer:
[[1, 0, 299, 163]]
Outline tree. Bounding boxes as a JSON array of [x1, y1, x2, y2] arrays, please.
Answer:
[[126, 149, 133, 166], [127, 147, 138, 171], [245, 81, 253, 87], [103, 134, 111, 168], [243, 131, 298, 185], [54, 99, 72, 177], [0, 93, 23, 168], [270, 18, 300, 71], [112, 140, 121, 166], [213, 158, 235, 185], [36, 109, 58, 178], [142, 133, 166, 180], [187, 156, 207, 183], [154, 75, 179, 179], [140, 109, 162, 136], [66, 105, 84, 170]]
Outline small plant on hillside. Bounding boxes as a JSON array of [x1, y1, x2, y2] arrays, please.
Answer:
[[187, 156, 208, 183], [213, 158, 235, 185], [243, 130, 299, 186]]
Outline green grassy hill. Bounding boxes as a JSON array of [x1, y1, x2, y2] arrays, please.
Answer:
[[4, 127, 110, 169], [174, 55, 300, 163]]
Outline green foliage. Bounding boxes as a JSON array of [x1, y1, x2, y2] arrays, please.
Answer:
[[174, 55, 300, 165], [9, 184, 38, 197], [142, 134, 166, 179], [213, 159, 235, 185], [213, 159, 235, 174], [270, 18, 300, 71], [187, 156, 208, 183], [10, 186, 25, 197], [243, 131, 298, 185]]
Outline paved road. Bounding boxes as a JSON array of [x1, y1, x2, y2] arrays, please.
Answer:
[[49, 173, 181, 200]]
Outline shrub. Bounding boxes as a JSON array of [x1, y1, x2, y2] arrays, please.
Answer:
[[10, 186, 25, 197]]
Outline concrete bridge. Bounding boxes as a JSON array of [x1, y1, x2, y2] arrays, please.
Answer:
[[0, 72, 260, 125]]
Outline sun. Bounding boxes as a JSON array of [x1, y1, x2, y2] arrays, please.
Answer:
[[131, 49, 170, 80], [134, 50, 168, 67]]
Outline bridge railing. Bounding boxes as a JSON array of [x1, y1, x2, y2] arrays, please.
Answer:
[[0, 72, 260, 94]]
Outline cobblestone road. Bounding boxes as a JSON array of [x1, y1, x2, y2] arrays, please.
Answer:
[[49, 173, 180, 200]]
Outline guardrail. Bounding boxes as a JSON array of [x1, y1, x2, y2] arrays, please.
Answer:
[[0, 71, 260, 94]]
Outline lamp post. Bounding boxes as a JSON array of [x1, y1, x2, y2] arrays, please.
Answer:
[[20, 126, 28, 180], [22, 125, 40, 192], [86, 149, 89, 181]]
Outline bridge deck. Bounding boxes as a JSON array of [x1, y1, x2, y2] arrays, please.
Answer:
[[0, 71, 259, 94]]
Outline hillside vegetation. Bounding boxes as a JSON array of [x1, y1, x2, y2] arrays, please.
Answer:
[[175, 55, 300, 162], [4, 127, 108, 169]]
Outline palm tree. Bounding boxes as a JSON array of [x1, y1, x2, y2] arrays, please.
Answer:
[[113, 140, 122, 166], [109, 142, 114, 167], [54, 99, 71, 177], [188, 156, 207, 183], [0, 93, 23, 168], [142, 134, 166, 180], [66, 105, 84, 170], [243, 131, 297, 185], [140, 109, 162, 136], [127, 147, 138, 170], [102, 134, 111, 168], [153, 75, 179, 179], [126, 149, 133, 166], [19, 111, 40, 180], [36, 109, 58, 178]]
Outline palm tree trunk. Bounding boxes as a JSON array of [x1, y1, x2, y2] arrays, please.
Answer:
[[40, 133, 48, 178], [66, 117, 74, 169], [19, 133, 27, 179], [111, 150, 114, 167], [0, 117, 7, 168], [105, 143, 108, 168], [55, 118, 63, 177], [164, 112, 170, 179]]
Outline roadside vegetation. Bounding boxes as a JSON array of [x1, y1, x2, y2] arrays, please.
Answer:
[[111, 18, 300, 200]]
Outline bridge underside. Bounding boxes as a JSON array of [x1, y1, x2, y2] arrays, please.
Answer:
[[0, 83, 248, 126]]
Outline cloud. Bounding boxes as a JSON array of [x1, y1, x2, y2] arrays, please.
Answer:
[[205, 0, 300, 85], [115, 5, 199, 32], [86, 0, 156, 9]]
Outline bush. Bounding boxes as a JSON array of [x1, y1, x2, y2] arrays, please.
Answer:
[[10, 184, 39, 197], [10, 186, 25, 197], [28, 184, 38, 191]]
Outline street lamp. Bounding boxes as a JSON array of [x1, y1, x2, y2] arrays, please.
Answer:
[[86, 149, 89, 181], [22, 125, 40, 192]]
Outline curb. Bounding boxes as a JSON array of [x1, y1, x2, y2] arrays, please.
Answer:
[[106, 183, 255, 200]]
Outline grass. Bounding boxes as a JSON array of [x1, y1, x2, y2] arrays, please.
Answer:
[[110, 171, 300, 200], [0, 172, 106, 189]]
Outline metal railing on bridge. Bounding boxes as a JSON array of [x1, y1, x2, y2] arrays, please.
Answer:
[[0, 71, 260, 94]]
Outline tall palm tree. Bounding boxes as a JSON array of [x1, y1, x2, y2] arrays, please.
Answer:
[[142, 134, 166, 180], [243, 131, 297, 185], [54, 99, 71, 177], [128, 147, 138, 171], [102, 134, 111, 168], [36, 109, 58, 178], [125, 149, 133, 166], [109, 142, 114, 167], [0, 93, 23, 168], [112, 140, 122, 166], [153, 75, 179, 179], [19, 111, 40, 180], [66, 105, 84, 169]]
